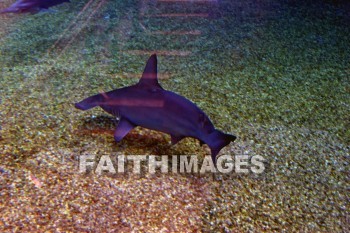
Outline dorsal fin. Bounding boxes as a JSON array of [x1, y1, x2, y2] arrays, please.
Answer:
[[137, 54, 163, 90]]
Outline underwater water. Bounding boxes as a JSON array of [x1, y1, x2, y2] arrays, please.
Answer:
[[0, 0, 349, 232]]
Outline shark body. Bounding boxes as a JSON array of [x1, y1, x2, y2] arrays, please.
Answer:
[[1, 0, 69, 14], [75, 54, 236, 163]]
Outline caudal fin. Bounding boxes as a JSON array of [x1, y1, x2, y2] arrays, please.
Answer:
[[75, 93, 104, 111], [207, 130, 236, 164]]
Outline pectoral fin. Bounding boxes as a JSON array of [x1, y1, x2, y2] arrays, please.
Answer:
[[114, 118, 135, 142]]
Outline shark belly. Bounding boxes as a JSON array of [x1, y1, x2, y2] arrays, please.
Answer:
[[119, 90, 214, 142]]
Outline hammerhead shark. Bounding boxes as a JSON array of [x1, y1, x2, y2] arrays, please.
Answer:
[[1, 0, 69, 14], [75, 54, 236, 164]]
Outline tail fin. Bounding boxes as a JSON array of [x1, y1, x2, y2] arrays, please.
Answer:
[[0, 8, 12, 14], [75, 93, 104, 111], [207, 130, 236, 164]]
